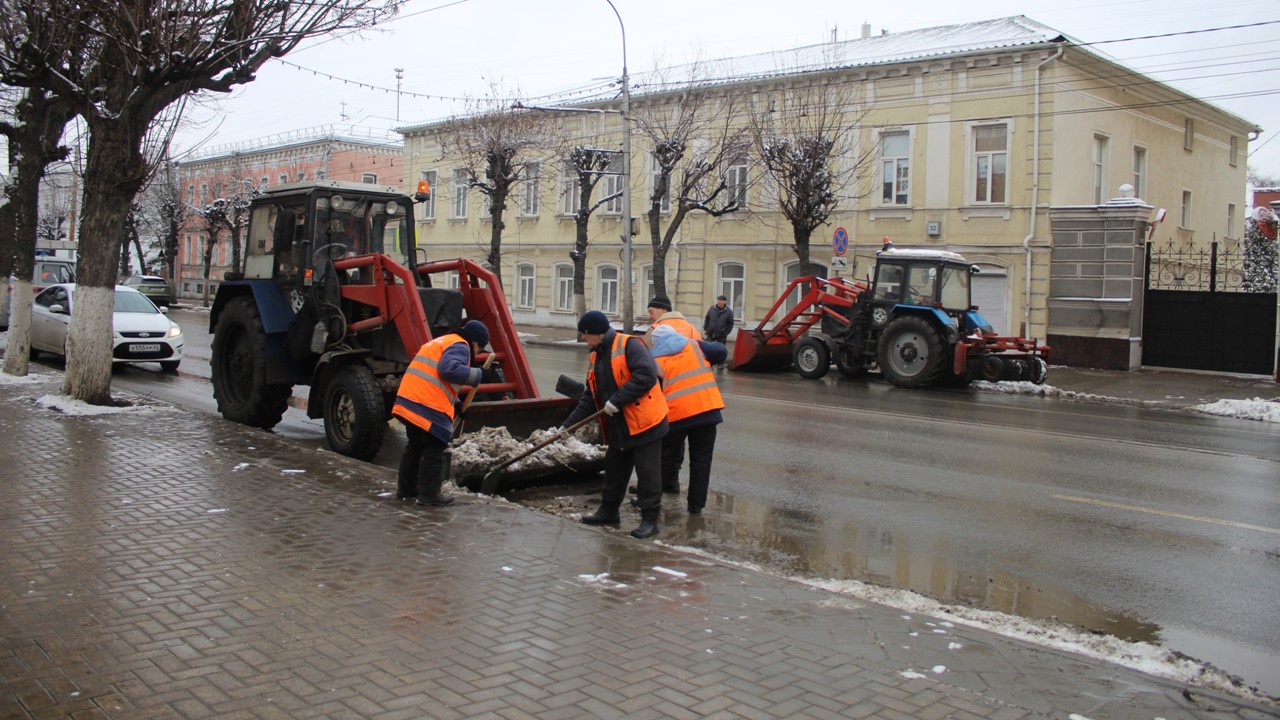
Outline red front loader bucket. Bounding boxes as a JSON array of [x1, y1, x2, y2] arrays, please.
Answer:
[[730, 327, 795, 371]]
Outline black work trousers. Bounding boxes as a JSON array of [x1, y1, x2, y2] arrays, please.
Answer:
[[600, 439, 663, 522], [661, 423, 718, 512], [398, 422, 447, 500]]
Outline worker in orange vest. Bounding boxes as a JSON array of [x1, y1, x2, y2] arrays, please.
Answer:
[[645, 294, 702, 342], [562, 310, 669, 539], [392, 320, 489, 507], [648, 324, 725, 514]]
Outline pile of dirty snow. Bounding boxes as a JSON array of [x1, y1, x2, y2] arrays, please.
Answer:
[[449, 425, 604, 481]]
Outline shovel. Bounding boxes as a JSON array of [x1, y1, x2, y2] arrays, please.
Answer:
[[441, 353, 495, 482], [480, 407, 606, 494]]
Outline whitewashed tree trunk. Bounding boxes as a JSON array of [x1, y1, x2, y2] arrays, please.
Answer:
[[1, 280, 33, 376], [61, 285, 115, 402]]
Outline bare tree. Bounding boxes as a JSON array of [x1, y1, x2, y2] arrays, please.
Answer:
[[0, 86, 74, 378], [439, 97, 553, 288], [0, 0, 399, 404], [118, 202, 144, 278], [633, 88, 750, 298], [749, 78, 873, 277], [562, 146, 622, 316], [141, 159, 188, 291], [195, 194, 229, 308]]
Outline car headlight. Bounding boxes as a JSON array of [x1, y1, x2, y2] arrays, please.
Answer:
[[168, 322, 183, 338]]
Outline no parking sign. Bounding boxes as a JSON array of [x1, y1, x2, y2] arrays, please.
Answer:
[[832, 227, 848, 256]]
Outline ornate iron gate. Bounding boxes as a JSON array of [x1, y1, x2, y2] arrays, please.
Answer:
[[1143, 240, 1277, 374]]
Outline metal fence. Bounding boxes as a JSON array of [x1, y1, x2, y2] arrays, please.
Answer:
[[1144, 238, 1245, 291]]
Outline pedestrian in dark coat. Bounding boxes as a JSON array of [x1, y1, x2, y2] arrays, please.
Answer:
[[562, 310, 670, 539], [703, 295, 735, 344]]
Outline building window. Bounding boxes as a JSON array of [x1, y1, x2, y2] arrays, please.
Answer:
[[1091, 134, 1109, 205], [315, 169, 326, 180], [278, 173, 289, 185], [516, 263, 535, 308], [1229, 136, 1239, 167], [1184, 118, 1194, 151], [554, 264, 574, 311], [362, 173, 378, 184], [1132, 146, 1147, 200], [559, 162, 581, 215], [1227, 203, 1237, 239], [651, 154, 671, 213], [641, 265, 654, 304], [186, 184, 195, 202], [717, 262, 745, 318], [259, 176, 269, 190], [604, 172, 623, 214], [452, 169, 469, 219], [420, 169, 437, 220], [972, 123, 1008, 204], [200, 183, 208, 205], [726, 156, 749, 208], [880, 131, 910, 205], [1181, 190, 1193, 228], [596, 265, 619, 315], [522, 163, 540, 216]]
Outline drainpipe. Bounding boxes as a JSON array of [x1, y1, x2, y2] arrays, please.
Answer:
[[1022, 44, 1064, 336]]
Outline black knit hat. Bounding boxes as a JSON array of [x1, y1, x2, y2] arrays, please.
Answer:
[[577, 310, 611, 334], [647, 294, 672, 311], [460, 319, 490, 349]]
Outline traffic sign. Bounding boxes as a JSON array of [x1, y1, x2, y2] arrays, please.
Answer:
[[832, 227, 848, 256]]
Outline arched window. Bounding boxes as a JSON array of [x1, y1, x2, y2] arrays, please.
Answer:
[[596, 264, 619, 315], [716, 262, 745, 317], [516, 263, 536, 309], [782, 260, 829, 312], [554, 264, 574, 311]]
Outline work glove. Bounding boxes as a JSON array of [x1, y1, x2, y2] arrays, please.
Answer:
[[603, 401, 619, 416], [556, 426, 572, 442]]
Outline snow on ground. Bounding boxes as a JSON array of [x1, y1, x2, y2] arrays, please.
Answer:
[[975, 379, 1280, 422], [666, 544, 1275, 706], [1191, 397, 1280, 422]]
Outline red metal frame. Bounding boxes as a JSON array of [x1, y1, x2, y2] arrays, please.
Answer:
[[731, 275, 867, 370]]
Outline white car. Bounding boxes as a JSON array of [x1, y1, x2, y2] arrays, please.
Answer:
[[30, 283, 184, 372]]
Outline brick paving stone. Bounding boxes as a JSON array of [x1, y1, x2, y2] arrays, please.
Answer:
[[0, 376, 1276, 720]]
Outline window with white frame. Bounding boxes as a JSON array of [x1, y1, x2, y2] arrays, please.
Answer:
[[718, 262, 745, 318], [1132, 146, 1147, 200], [554, 264, 574, 311], [516, 263, 535, 308], [522, 163, 540, 216], [559, 162, 581, 215], [187, 185, 195, 202], [972, 123, 1008, 204], [420, 169, 437, 219], [651, 154, 671, 213], [604, 172, 623, 214], [1227, 203, 1237, 239], [1092, 134, 1110, 205], [1184, 118, 1194, 151], [596, 265, 619, 315], [278, 173, 288, 185], [880, 131, 910, 205], [452, 169, 469, 219], [314, 169, 325, 180], [1181, 190, 1193, 228], [1229, 136, 1239, 167], [259, 176, 268, 190], [362, 173, 378, 184], [726, 156, 749, 208], [200, 184, 208, 204], [641, 265, 654, 304]]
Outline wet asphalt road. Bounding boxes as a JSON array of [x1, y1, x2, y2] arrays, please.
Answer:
[[95, 308, 1280, 698]]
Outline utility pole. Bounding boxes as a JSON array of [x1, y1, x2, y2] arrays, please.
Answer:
[[605, 0, 634, 332], [394, 68, 404, 122]]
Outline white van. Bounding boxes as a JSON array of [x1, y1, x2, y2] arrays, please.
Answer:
[[2, 258, 77, 330]]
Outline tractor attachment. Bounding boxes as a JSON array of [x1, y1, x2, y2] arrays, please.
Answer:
[[730, 275, 866, 371]]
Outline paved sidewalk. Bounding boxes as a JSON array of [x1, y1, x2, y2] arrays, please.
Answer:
[[1, 371, 1276, 719]]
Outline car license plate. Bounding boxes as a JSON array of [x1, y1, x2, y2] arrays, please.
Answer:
[[131, 343, 161, 352]]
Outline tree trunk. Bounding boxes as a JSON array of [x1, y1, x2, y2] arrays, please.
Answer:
[[572, 211, 590, 317], [794, 225, 813, 277], [1, 155, 43, 378], [487, 187, 507, 288], [201, 230, 219, 308], [647, 208, 666, 297], [64, 130, 143, 404]]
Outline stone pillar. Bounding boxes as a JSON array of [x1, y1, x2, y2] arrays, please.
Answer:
[[1046, 197, 1153, 370]]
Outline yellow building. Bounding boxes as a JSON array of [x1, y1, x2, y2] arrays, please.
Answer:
[[398, 16, 1258, 340]]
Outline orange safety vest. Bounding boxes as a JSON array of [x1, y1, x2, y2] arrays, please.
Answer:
[[655, 340, 724, 423], [588, 333, 668, 435], [392, 333, 467, 433], [656, 315, 703, 340]]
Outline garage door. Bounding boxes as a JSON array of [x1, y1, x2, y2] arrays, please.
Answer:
[[971, 271, 1008, 335]]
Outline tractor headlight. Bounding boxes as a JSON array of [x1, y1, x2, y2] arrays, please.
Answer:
[[385, 201, 401, 216]]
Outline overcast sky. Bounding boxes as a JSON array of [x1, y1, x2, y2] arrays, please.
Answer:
[[172, 0, 1280, 184]]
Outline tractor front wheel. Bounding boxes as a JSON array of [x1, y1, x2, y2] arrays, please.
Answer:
[[877, 316, 945, 388], [323, 363, 386, 461], [793, 336, 831, 379], [211, 297, 292, 429]]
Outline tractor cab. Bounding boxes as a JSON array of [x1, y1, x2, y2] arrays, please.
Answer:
[[867, 246, 992, 338]]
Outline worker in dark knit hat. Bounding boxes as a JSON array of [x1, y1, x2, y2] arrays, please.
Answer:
[[645, 293, 701, 344], [561, 309, 669, 539], [391, 320, 488, 507]]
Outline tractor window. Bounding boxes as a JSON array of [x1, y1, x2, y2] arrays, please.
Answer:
[[938, 265, 971, 310], [905, 265, 936, 305], [875, 264, 904, 302]]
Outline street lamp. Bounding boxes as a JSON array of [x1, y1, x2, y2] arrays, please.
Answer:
[[604, 0, 634, 332]]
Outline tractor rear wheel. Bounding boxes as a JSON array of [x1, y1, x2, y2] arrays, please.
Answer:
[[877, 316, 945, 388], [323, 363, 385, 461], [793, 336, 831, 379], [212, 296, 292, 429]]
